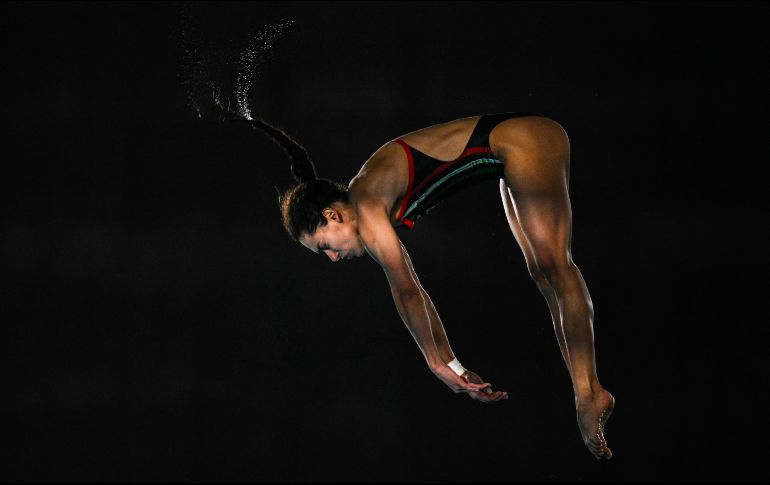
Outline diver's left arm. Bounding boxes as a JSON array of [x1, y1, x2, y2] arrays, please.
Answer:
[[355, 201, 505, 400], [399, 241, 508, 403], [355, 202, 486, 394], [397, 241, 455, 364]]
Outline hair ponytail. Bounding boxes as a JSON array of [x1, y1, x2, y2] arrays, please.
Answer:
[[229, 117, 318, 183], [228, 117, 347, 241]]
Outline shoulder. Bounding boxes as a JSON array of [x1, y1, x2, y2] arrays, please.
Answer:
[[355, 196, 408, 272], [359, 140, 408, 174]]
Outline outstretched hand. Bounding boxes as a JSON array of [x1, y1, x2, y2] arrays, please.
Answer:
[[463, 370, 508, 403], [432, 364, 492, 394]]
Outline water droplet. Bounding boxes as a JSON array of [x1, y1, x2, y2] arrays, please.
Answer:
[[175, 8, 293, 122]]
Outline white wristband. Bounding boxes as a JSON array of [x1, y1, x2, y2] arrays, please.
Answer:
[[447, 358, 467, 377]]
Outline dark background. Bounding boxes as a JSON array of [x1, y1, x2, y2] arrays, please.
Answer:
[[2, 1, 769, 482]]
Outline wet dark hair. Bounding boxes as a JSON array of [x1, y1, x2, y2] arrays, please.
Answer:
[[244, 118, 347, 241]]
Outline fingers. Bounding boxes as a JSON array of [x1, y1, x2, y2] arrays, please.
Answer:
[[446, 368, 502, 396], [460, 382, 491, 393], [471, 393, 505, 403], [469, 390, 508, 403], [460, 371, 497, 394], [490, 391, 508, 401]]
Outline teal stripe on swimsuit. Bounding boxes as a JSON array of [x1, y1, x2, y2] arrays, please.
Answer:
[[403, 157, 504, 221]]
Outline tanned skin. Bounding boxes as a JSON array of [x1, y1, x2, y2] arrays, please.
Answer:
[[298, 115, 614, 460]]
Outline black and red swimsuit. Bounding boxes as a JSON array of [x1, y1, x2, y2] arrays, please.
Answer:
[[393, 112, 540, 230]]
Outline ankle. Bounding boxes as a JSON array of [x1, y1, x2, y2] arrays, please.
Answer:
[[574, 380, 603, 403]]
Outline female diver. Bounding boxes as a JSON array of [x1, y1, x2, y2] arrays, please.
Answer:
[[253, 112, 614, 460]]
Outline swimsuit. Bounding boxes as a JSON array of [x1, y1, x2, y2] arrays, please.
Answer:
[[393, 112, 541, 230]]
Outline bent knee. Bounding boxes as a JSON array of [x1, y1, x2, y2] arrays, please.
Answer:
[[527, 263, 549, 288], [531, 251, 576, 283]]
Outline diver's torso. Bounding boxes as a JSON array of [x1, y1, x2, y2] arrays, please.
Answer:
[[348, 113, 543, 229]]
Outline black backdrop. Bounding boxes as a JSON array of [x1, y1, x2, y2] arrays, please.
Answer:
[[3, 1, 769, 482]]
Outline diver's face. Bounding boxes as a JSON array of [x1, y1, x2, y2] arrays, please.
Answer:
[[299, 208, 364, 262]]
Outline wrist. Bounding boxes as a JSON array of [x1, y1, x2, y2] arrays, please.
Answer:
[[447, 358, 468, 377]]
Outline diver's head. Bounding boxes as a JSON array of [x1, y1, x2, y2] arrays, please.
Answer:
[[279, 178, 364, 262], [253, 116, 362, 261]]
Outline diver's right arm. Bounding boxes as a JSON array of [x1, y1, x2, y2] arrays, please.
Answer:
[[355, 201, 490, 395]]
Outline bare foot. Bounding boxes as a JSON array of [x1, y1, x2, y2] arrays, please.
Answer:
[[576, 389, 615, 460]]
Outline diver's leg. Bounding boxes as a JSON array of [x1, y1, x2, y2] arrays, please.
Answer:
[[499, 180, 572, 375], [493, 117, 614, 460]]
